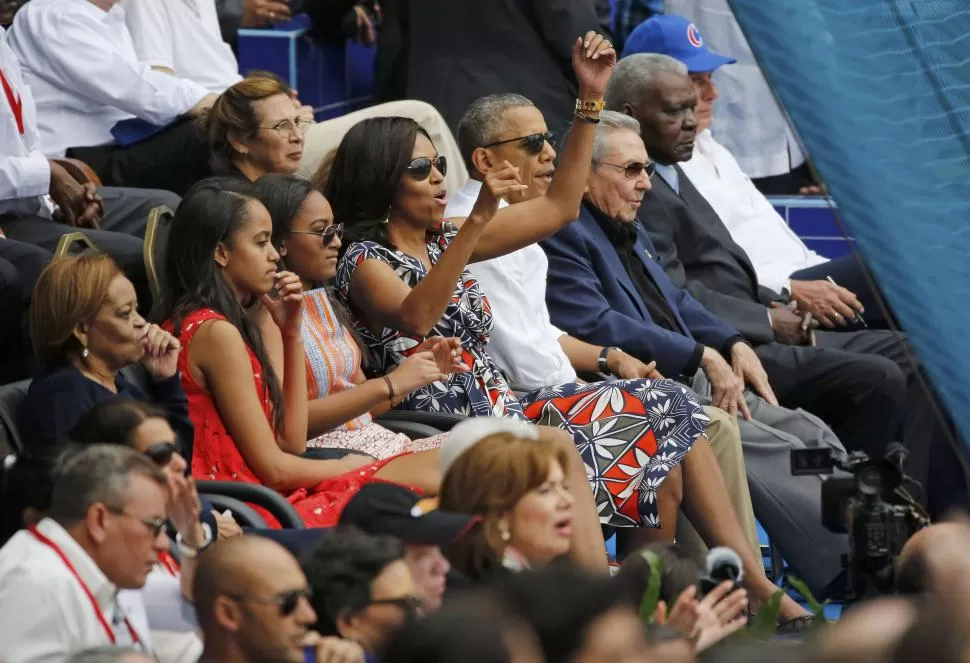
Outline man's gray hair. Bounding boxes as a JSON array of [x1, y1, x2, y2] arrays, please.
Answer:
[[605, 54, 689, 112], [592, 111, 642, 164], [49, 444, 167, 526], [66, 646, 152, 663], [457, 93, 536, 172]]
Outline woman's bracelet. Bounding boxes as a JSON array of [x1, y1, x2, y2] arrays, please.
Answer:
[[382, 375, 396, 403]]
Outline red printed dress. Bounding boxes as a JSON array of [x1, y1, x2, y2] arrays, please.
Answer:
[[170, 308, 410, 528]]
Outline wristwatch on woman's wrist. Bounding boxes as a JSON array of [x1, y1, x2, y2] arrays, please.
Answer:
[[176, 523, 213, 559], [598, 347, 617, 374]]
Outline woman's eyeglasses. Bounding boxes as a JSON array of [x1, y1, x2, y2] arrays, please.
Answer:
[[143, 441, 179, 467], [290, 223, 344, 247], [406, 155, 447, 181], [482, 131, 555, 155], [594, 160, 656, 179], [229, 588, 313, 616], [259, 117, 313, 139]]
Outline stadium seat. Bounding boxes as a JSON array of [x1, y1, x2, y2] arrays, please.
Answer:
[[0, 379, 29, 457], [376, 410, 467, 432], [197, 480, 304, 529], [143, 205, 174, 321], [53, 232, 98, 258]]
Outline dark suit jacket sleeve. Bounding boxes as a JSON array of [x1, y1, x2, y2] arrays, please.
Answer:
[[648, 227, 776, 345], [214, 0, 243, 46], [542, 228, 703, 377], [529, 0, 604, 71], [666, 276, 747, 351]]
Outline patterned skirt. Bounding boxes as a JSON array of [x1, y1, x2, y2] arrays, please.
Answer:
[[521, 378, 708, 528], [308, 422, 445, 459]]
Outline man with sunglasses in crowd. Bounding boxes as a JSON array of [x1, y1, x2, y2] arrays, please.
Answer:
[[194, 535, 365, 663], [0, 445, 166, 662]]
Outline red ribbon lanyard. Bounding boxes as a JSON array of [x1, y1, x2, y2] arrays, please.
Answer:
[[0, 68, 24, 135], [28, 525, 141, 646], [157, 550, 180, 577]]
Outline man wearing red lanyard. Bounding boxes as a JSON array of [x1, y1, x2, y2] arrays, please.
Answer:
[[0, 446, 169, 662]]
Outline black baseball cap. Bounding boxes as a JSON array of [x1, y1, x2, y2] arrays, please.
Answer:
[[339, 483, 478, 546]]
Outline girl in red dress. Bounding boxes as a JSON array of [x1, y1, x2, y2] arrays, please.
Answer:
[[161, 178, 444, 528]]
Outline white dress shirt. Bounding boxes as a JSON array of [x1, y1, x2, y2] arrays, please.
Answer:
[[680, 129, 828, 292], [0, 518, 152, 663], [0, 26, 52, 218], [122, 0, 242, 95], [5, 0, 209, 157], [445, 179, 577, 391], [665, 0, 807, 179]]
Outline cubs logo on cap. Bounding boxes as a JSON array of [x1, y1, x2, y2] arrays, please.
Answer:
[[687, 23, 704, 48], [621, 14, 738, 74]]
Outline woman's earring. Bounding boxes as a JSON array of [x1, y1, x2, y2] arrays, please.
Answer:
[[381, 216, 389, 225], [81, 347, 89, 360], [499, 522, 511, 543]]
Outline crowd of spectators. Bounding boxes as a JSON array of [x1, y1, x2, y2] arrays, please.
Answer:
[[0, 0, 966, 662]]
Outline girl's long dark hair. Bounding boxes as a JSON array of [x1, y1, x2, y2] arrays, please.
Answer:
[[162, 177, 285, 432], [325, 116, 433, 253], [253, 173, 370, 366]]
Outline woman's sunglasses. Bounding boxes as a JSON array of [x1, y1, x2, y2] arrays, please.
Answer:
[[361, 595, 424, 620], [405, 155, 447, 181], [594, 160, 656, 179], [143, 441, 178, 467], [290, 222, 344, 247], [229, 588, 313, 616], [482, 131, 556, 156]]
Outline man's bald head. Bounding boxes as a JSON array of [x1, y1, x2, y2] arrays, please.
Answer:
[[193, 535, 301, 629], [896, 522, 968, 595]]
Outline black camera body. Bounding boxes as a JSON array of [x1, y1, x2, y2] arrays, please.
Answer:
[[791, 446, 929, 601]]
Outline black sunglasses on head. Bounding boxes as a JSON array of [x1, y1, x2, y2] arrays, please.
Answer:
[[290, 222, 344, 247], [406, 155, 447, 181], [483, 131, 555, 155], [594, 160, 656, 179], [229, 588, 313, 616], [143, 441, 178, 467]]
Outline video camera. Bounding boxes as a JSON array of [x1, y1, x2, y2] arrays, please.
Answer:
[[791, 444, 929, 601]]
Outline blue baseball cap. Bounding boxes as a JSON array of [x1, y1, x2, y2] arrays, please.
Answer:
[[621, 15, 737, 73]]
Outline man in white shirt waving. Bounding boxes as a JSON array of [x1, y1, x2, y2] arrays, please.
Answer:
[[0, 445, 168, 663], [621, 14, 890, 329], [5, 0, 218, 195]]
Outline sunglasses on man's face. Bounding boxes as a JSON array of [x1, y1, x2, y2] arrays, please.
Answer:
[[406, 155, 447, 181], [290, 222, 344, 247], [229, 588, 313, 617], [483, 131, 555, 156], [143, 441, 179, 468], [595, 160, 656, 179]]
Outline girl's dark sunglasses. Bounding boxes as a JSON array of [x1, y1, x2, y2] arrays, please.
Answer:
[[482, 131, 555, 155], [143, 441, 179, 467], [594, 160, 656, 179], [406, 155, 447, 180], [290, 223, 344, 247]]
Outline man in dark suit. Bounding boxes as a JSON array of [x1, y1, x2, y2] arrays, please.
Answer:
[[541, 110, 864, 596], [603, 54, 969, 516], [404, 0, 603, 138]]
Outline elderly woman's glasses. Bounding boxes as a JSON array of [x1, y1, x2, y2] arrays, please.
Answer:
[[259, 117, 313, 139], [228, 588, 313, 616], [406, 155, 447, 181], [594, 160, 656, 179], [483, 131, 555, 156], [290, 223, 344, 247]]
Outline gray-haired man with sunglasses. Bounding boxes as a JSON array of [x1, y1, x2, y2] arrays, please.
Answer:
[[195, 535, 364, 663]]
